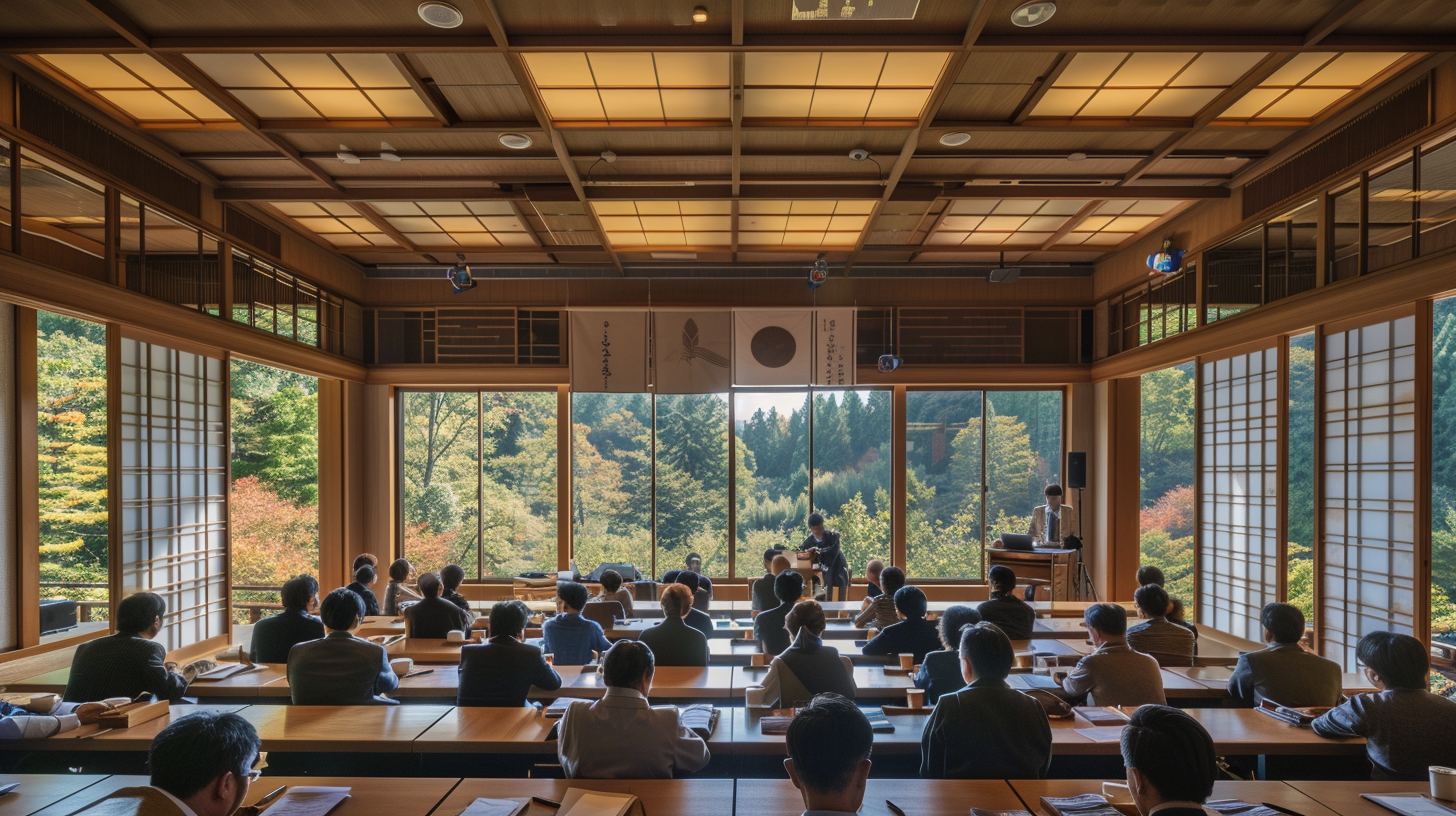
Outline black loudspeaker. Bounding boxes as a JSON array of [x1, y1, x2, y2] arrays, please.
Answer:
[[1066, 452, 1087, 489], [39, 599, 77, 636]]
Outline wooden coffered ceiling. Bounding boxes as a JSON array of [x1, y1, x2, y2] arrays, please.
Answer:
[[3, 0, 1452, 275]]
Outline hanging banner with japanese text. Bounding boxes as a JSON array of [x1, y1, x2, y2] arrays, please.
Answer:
[[813, 308, 856, 386], [654, 310, 733, 394], [569, 310, 648, 393]]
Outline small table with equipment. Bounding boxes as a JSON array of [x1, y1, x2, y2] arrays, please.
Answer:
[[985, 547, 1077, 601]]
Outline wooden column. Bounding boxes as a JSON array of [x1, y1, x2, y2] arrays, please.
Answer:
[[557, 384, 572, 572], [1098, 376, 1143, 603], [361, 384, 395, 563], [317, 378, 345, 592], [1415, 299, 1434, 646], [891, 385, 907, 568], [15, 307, 39, 647]]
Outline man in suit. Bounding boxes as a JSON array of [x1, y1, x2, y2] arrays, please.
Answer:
[[785, 694, 873, 816], [458, 600, 561, 706], [752, 549, 785, 611], [286, 587, 399, 705], [1061, 602, 1166, 707], [1127, 584, 1196, 667], [542, 581, 614, 665], [914, 605, 981, 704], [64, 591, 190, 703], [76, 711, 262, 816], [641, 583, 709, 666], [853, 565, 904, 630], [863, 586, 943, 663], [249, 574, 325, 664], [756, 570, 805, 656], [674, 572, 716, 638], [558, 640, 711, 778], [1121, 705, 1219, 816], [404, 572, 473, 639], [920, 622, 1052, 779], [799, 512, 849, 601], [345, 564, 382, 616], [440, 564, 472, 612], [1228, 602, 1340, 708], [976, 565, 1036, 640], [1027, 484, 1078, 545]]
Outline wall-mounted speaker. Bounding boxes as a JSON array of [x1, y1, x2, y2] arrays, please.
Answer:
[[1067, 452, 1087, 489]]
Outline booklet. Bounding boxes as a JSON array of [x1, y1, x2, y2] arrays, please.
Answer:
[[677, 704, 719, 738], [265, 787, 350, 816], [1363, 795, 1456, 816], [457, 799, 527, 816], [560, 789, 636, 816], [1040, 794, 1123, 816]]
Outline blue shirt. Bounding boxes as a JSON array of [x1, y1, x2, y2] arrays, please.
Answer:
[[541, 612, 613, 666]]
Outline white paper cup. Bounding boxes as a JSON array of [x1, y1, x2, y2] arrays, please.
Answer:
[[906, 689, 926, 708], [390, 657, 414, 677], [446, 629, 466, 642], [1432, 766, 1456, 801], [750, 652, 765, 667]]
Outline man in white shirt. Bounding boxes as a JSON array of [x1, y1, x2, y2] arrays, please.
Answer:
[[0, 697, 108, 740], [785, 693, 874, 816], [1028, 484, 1078, 546], [557, 640, 711, 778]]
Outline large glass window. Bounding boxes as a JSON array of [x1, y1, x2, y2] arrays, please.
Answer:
[[812, 390, 892, 580], [734, 391, 809, 576], [571, 393, 653, 577], [655, 394, 729, 577], [906, 391, 983, 578], [229, 360, 318, 624], [19, 150, 106, 281], [1367, 157, 1415, 273], [985, 391, 1063, 537], [37, 311, 110, 633], [1287, 333, 1317, 631], [1140, 363, 1196, 606], [1329, 185, 1361, 283], [402, 391, 558, 579], [0, 140, 12, 252], [1432, 298, 1456, 695], [1421, 138, 1456, 257]]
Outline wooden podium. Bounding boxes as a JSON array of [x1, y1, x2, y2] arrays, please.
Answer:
[[984, 547, 1076, 601]]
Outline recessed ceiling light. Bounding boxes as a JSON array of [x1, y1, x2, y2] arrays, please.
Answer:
[[939, 131, 972, 147], [499, 133, 534, 150], [692, 6, 708, 23], [1010, 0, 1057, 27], [1067, 151, 1087, 162], [418, 1, 464, 28]]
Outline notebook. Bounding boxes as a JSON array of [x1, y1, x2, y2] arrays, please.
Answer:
[[193, 664, 254, 681], [560, 789, 636, 816], [543, 697, 585, 718], [1072, 726, 1128, 743], [1204, 800, 1283, 816], [456, 799, 528, 816], [859, 706, 895, 732], [1362, 795, 1456, 816], [678, 704, 719, 738], [1256, 699, 1332, 726], [760, 716, 794, 735], [1073, 706, 1133, 726], [1040, 794, 1123, 816], [264, 787, 350, 816]]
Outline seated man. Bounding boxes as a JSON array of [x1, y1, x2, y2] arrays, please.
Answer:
[[1312, 631, 1456, 780], [345, 564, 382, 616], [1121, 705, 1219, 816], [1228, 602, 1340, 708], [542, 581, 614, 666], [853, 565, 905, 630], [746, 601, 856, 708], [919, 622, 1052, 779], [674, 572, 716, 638], [249, 574, 325, 664], [863, 586, 944, 663], [404, 572, 473, 639], [440, 564, 472, 612], [1127, 584, 1195, 667], [0, 697, 108, 740], [799, 512, 849, 601], [914, 605, 981, 704], [558, 640, 711, 778], [695, 573, 714, 611], [75, 711, 263, 816], [1061, 602, 1166, 707], [458, 600, 562, 706], [976, 565, 1035, 640], [756, 569, 805, 656], [641, 584, 710, 667], [1136, 565, 1199, 644], [785, 694, 874, 816], [864, 558, 886, 599], [287, 587, 399, 705], [752, 550, 786, 611], [65, 591, 190, 703], [595, 568, 635, 618]]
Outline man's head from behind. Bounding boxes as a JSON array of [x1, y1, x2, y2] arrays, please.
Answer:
[[1136, 565, 1166, 587], [117, 591, 167, 638], [488, 600, 527, 640], [417, 572, 443, 599], [880, 566, 906, 596], [1120, 704, 1217, 814], [1358, 630, 1430, 690], [600, 569, 623, 593], [321, 587, 365, 632], [771, 554, 792, 576], [149, 711, 261, 816], [1260, 602, 1305, 645], [988, 564, 1016, 595], [660, 583, 694, 619], [893, 585, 928, 620], [280, 574, 319, 613], [440, 564, 466, 593], [864, 558, 884, 583], [1084, 602, 1129, 642], [1134, 584, 1171, 619], [784, 693, 873, 814], [774, 569, 805, 605], [959, 622, 1014, 683], [557, 581, 589, 613], [938, 605, 981, 651], [675, 570, 702, 594], [602, 639, 655, 694]]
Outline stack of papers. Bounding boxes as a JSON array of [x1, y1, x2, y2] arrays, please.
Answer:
[[456, 799, 527, 816], [543, 698, 582, 718], [1040, 794, 1123, 816], [1205, 800, 1282, 816], [560, 789, 636, 816], [266, 787, 350, 816], [678, 704, 718, 738], [760, 716, 793, 735], [859, 706, 895, 732]]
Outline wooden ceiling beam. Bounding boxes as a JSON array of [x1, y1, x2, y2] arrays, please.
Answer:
[[967, 35, 1454, 52], [184, 148, 1266, 162], [922, 185, 1227, 200], [345, 202, 422, 253], [388, 54, 460, 128], [1039, 200, 1106, 252], [1010, 53, 1073, 126], [1304, 0, 1393, 46], [215, 186, 523, 200]]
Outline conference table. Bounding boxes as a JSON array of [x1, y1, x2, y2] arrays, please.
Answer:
[[1009, 780, 1353, 816]]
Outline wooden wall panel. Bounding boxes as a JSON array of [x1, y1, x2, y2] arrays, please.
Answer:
[[360, 384, 395, 563]]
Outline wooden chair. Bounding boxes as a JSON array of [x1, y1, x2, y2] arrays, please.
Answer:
[[583, 600, 625, 628]]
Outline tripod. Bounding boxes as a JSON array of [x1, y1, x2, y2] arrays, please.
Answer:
[[1072, 486, 1098, 601]]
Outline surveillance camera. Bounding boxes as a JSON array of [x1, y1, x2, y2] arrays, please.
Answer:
[[848, 148, 871, 161]]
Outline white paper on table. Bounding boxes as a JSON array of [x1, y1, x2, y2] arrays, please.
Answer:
[[560, 789, 636, 816], [456, 798, 528, 816], [1073, 726, 1127, 743], [264, 786, 351, 816]]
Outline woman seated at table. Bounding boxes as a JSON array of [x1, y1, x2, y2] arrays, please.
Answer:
[[746, 600, 856, 708], [382, 557, 423, 616], [914, 604, 981, 704], [593, 568, 635, 618]]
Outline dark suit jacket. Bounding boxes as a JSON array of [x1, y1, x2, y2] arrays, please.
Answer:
[[754, 601, 794, 655], [405, 595, 473, 639], [751, 573, 778, 611], [249, 608, 325, 664], [640, 616, 710, 666], [443, 590, 471, 611], [1228, 642, 1342, 708], [345, 581, 381, 616], [863, 617, 943, 662], [64, 633, 188, 703], [914, 649, 966, 703], [684, 607, 714, 639], [799, 530, 848, 578], [919, 677, 1053, 779], [977, 594, 1036, 640], [286, 630, 399, 704], [457, 636, 562, 706]]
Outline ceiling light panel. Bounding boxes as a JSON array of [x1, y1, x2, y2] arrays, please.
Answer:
[[1033, 51, 1274, 120], [591, 200, 732, 248], [185, 53, 432, 120], [1052, 199, 1186, 248], [267, 201, 396, 248], [1218, 52, 1405, 121], [36, 54, 235, 124], [369, 200, 534, 247], [929, 200, 1086, 246], [740, 51, 950, 124], [523, 52, 731, 124]]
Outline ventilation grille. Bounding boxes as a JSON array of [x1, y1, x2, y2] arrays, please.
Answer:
[[898, 308, 1024, 365], [367, 307, 563, 365], [18, 79, 201, 217], [1242, 75, 1431, 219], [224, 205, 282, 257], [437, 308, 516, 364]]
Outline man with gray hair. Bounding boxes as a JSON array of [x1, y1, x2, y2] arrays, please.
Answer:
[[404, 571, 473, 639]]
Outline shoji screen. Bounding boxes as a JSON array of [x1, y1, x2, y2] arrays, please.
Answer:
[[1198, 346, 1280, 640], [1321, 315, 1418, 670], [120, 337, 228, 651]]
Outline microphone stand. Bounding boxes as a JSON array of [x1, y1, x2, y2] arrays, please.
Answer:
[[1073, 486, 1098, 601]]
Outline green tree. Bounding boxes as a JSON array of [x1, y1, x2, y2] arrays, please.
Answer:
[[1140, 363, 1195, 504]]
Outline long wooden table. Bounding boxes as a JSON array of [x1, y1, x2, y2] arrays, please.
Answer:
[[437, 780, 736, 816], [0, 774, 118, 816], [1009, 780, 1352, 816], [739, 778, 1026, 816], [1286, 781, 1437, 816]]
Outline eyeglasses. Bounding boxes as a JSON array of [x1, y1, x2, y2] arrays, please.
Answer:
[[242, 751, 268, 783]]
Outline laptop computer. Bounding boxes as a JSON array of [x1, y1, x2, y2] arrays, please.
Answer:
[[1001, 533, 1035, 551]]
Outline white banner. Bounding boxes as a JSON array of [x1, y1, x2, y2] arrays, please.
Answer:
[[813, 309, 856, 386], [654, 310, 732, 394], [569, 310, 648, 393], [734, 310, 812, 386]]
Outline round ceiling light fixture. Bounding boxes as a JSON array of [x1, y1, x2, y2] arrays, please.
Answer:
[[1067, 151, 1088, 161], [498, 133, 534, 150], [418, 1, 465, 28], [1010, 0, 1057, 27], [939, 131, 972, 147], [692, 6, 708, 23]]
